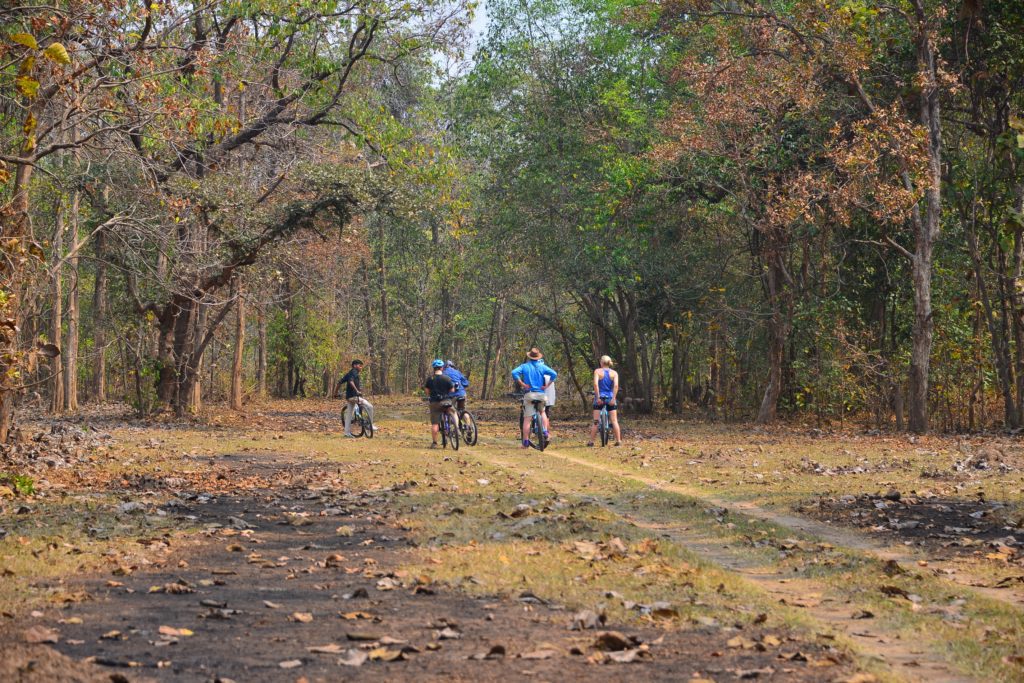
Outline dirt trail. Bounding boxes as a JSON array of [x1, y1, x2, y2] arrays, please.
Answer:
[[471, 444, 997, 683], [530, 447, 1024, 608]]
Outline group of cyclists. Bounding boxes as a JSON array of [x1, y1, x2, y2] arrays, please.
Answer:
[[335, 346, 622, 448]]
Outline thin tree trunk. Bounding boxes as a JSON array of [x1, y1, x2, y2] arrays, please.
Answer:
[[50, 204, 65, 414], [256, 302, 267, 397], [92, 226, 108, 402], [63, 189, 81, 412], [230, 283, 245, 410]]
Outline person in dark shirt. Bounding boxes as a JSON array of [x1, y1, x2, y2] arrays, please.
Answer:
[[336, 359, 374, 437], [424, 359, 456, 448]]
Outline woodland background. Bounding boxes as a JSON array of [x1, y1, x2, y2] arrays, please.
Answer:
[[2, 0, 1024, 435]]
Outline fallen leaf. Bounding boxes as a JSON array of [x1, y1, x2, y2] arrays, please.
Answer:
[[336, 525, 355, 536], [369, 647, 405, 662], [340, 611, 373, 620], [158, 626, 193, 637], [470, 644, 506, 660], [290, 612, 314, 623], [263, 600, 282, 609], [520, 649, 557, 660], [278, 659, 303, 669], [24, 625, 59, 644], [606, 648, 642, 663], [570, 609, 605, 631], [593, 631, 636, 651], [307, 644, 345, 654]]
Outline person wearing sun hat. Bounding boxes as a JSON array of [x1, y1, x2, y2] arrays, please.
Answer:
[[511, 347, 558, 449]]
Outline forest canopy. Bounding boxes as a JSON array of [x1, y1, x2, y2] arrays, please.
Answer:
[[3, 0, 1024, 434]]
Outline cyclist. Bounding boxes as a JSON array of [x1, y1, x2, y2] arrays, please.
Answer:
[[443, 360, 470, 415], [337, 359, 374, 438], [511, 347, 557, 449], [424, 359, 456, 449], [588, 355, 621, 447]]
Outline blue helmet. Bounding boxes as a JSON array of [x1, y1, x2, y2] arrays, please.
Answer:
[[432, 359, 444, 369]]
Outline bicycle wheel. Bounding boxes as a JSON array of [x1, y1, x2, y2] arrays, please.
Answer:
[[448, 413, 460, 451], [363, 415, 374, 438], [461, 411, 478, 446], [599, 409, 609, 447], [440, 414, 448, 449], [353, 409, 366, 437], [532, 414, 546, 451]]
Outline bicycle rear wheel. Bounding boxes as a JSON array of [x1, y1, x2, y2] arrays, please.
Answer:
[[599, 409, 609, 447], [531, 414, 546, 451], [363, 416, 374, 438], [461, 411, 477, 446]]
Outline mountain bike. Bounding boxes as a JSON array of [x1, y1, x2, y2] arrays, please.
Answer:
[[351, 398, 374, 438], [439, 400, 460, 450]]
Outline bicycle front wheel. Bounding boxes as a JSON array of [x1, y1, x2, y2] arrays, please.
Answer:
[[461, 411, 477, 446], [353, 412, 366, 437], [449, 417, 460, 451], [363, 416, 374, 438]]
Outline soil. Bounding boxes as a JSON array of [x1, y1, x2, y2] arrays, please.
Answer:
[[801, 493, 1024, 565], [1, 448, 852, 682]]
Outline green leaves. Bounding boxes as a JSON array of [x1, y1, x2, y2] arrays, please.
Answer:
[[43, 43, 71, 65], [9, 33, 38, 50]]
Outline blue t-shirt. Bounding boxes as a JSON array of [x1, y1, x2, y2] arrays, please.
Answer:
[[512, 360, 557, 392]]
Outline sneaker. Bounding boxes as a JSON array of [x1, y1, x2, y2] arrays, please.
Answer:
[[429, 442, 439, 449], [586, 441, 594, 447], [614, 441, 622, 447], [343, 432, 355, 438], [521, 440, 530, 449]]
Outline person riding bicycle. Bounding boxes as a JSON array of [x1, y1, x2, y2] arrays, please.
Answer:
[[337, 359, 374, 438], [588, 355, 621, 447], [424, 359, 457, 449], [443, 360, 470, 414], [511, 347, 557, 449]]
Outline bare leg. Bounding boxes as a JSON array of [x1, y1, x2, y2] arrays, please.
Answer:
[[589, 410, 600, 444], [431, 423, 440, 443], [611, 412, 622, 443], [522, 413, 531, 441]]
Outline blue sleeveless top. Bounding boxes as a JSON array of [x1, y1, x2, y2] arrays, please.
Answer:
[[598, 369, 615, 398]]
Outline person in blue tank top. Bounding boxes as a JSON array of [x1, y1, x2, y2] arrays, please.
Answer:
[[588, 355, 622, 446]]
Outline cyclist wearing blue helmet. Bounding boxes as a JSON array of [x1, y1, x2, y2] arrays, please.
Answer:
[[424, 359, 456, 448]]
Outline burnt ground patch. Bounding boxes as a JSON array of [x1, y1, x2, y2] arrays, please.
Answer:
[[3, 455, 853, 682], [800, 492, 1024, 566]]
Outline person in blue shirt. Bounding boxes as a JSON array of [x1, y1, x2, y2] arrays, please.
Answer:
[[511, 347, 557, 449], [588, 355, 622, 446], [443, 360, 470, 414]]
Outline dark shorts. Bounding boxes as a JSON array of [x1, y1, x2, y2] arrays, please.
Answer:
[[594, 399, 617, 411], [429, 400, 453, 425]]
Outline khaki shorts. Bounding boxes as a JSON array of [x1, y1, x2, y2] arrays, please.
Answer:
[[522, 392, 547, 418], [429, 400, 453, 425]]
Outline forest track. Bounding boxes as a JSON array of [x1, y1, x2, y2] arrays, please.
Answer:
[[469, 442, 1007, 683], [523, 446, 1024, 610]]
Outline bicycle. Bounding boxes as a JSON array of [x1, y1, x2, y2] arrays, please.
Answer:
[[438, 400, 460, 450], [458, 407, 478, 446], [349, 398, 374, 438], [511, 392, 547, 452]]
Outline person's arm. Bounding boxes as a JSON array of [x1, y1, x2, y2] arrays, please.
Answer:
[[512, 366, 529, 391], [612, 371, 619, 401], [593, 370, 602, 404]]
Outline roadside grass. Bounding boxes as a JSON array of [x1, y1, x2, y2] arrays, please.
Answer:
[[0, 498, 181, 615]]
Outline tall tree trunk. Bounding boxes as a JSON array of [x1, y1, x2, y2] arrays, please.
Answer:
[[63, 189, 81, 412], [92, 226, 108, 402], [906, 3, 942, 434], [256, 302, 267, 397], [230, 283, 245, 410], [50, 204, 65, 414], [359, 260, 379, 394], [375, 220, 391, 393], [756, 250, 791, 424], [481, 296, 504, 400]]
